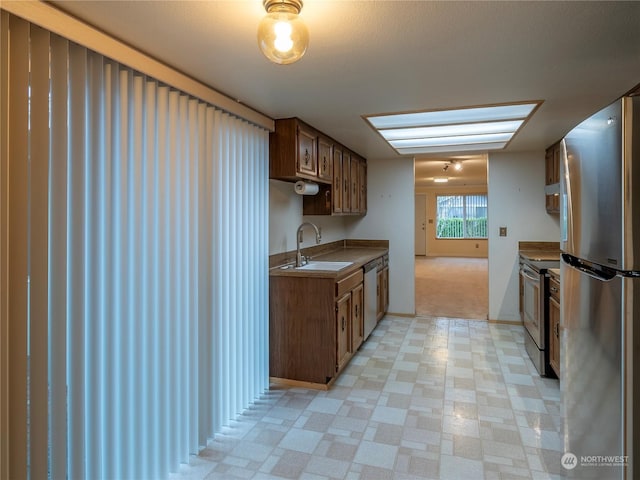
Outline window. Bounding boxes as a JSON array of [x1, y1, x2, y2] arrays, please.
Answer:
[[436, 194, 488, 239]]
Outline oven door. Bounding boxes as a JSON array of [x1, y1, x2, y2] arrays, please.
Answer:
[[520, 264, 543, 348]]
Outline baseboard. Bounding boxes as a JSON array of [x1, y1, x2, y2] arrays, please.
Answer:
[[487, 318, 523, 326], [386, 311, 416, 318]]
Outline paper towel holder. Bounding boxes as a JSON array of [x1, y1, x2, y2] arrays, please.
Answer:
[[294, 180, 319, 195]]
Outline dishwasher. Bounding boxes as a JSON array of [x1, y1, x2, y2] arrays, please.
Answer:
[[363, 258, 380, 340]]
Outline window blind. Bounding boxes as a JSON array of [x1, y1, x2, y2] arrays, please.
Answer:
[[1, 12, 269, 479]]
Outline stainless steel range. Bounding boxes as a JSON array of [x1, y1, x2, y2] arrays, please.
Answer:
[[519, 251, 560, 377]]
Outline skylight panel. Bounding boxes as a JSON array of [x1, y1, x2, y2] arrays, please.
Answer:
[[364, 101, 541, 155], [378, 120, 524, 141], [389, 132, 512, 148]]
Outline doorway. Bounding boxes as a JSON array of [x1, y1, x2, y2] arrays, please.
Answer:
[[414, 194, 427, 256]]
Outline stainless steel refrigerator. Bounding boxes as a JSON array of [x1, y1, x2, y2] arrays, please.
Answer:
[[560, 95, 640, 479]]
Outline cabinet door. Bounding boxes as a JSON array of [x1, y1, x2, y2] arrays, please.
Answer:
[[549, 296, 561, 377], [333, 147, 343, 213], [318, 136, 333, 182], [336, 292, 351, 371], [382, 267, 389, 313], [297, 126, 317, 177], [350, 156, 360, 213], [359, 160, 367, 214], [342, 151, 351, 213], [351, 284, 364, 351], [376, 270, 384, 321]]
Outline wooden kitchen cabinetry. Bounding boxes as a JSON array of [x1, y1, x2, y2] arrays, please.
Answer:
[[317, 134, 333, 182], [377, 255, 389, 321], [548, 271, 561, 378], [270, 118, 325, 183], [545, 142, 561, 214], [269, 117, 367, 216], [270, 269, 364, 387]]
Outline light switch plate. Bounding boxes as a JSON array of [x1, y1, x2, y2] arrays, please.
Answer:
[[499, 226, 507, 237]]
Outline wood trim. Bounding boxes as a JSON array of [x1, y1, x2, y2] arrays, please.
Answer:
[[487, 318, 523, 326], [0, 11, 9, 480], [1, 1, 274, 132], [269, 377, 332, 391]]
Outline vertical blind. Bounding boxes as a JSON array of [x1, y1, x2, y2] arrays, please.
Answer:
[[1, 12, 269, 479], [436, 194, 488, 239]]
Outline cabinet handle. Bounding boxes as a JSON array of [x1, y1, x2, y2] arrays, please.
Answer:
[[550, 286, 558, 293], [555, 322, 560, 338], [344, 179, 348, 192], [341, 316, 345, 331], [304, 148, 310, 165], [323, 157, 327, 172], [355, 305, 358, 318]]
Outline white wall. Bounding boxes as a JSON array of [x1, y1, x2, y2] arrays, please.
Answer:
[[269, 179, 348, 255], [347, 157, 415, 316], [487, 151, 560, 321]]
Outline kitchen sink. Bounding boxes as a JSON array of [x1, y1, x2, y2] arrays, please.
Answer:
[[295, 261, 353, 271]]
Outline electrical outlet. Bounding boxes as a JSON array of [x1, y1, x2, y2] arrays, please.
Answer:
[[499, 226, 507, 237]]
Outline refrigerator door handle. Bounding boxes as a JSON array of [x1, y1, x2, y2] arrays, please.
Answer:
[[562, 253, 617, 282]]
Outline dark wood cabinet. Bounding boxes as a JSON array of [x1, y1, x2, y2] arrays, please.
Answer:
[[548, 272, 561, 378], [376, 262, 389, 321], [336, 292, 351, 372], [333, 146, 343, 213], [268, 117, 366, 216], [318, 135, 333, 182], [269, 268, 364, 387], [351, 283, 364, 351], [359, 159, 367, 215], [302, 148, 367, 216], [270, 118, 324, 183], [545, 142, 560, 214]]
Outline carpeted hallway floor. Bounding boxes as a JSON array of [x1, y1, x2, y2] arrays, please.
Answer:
[[415, 256, 488, 320]]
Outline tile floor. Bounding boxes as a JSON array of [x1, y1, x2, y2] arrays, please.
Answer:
[[172, 316, 563, 479]]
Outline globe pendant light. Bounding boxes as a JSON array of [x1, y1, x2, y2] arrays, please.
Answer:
[[257, 0, 309, 65]]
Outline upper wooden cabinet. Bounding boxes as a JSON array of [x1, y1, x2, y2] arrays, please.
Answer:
[[545, 141, 561, 214], [269, 118, 325, 183], [317, 135, 333, 182], [269, 118, 367, 216]]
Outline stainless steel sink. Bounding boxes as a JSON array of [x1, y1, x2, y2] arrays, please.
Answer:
[[295, 261, 353, 271]]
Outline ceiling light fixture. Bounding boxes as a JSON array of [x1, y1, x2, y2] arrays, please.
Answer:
[[363, 101, 542, 155], [433, 176, 449, 183], [257, 0, 309, 65]]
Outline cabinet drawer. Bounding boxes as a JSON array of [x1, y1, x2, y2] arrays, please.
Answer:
[[336, 269, 363, 297]]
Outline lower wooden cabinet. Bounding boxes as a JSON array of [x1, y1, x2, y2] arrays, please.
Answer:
[[377, 265, 389, 321], [336, 291, 351, 372], [548, 273, 561, 378], [351, 283, 364, 351], [270, 269, 363, 386]]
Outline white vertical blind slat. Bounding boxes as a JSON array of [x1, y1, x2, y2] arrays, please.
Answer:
[[49, 32, 69, 480], [28, 23, 51, 480], [67, 41, 88, 480], [85, 49, 104, 479]]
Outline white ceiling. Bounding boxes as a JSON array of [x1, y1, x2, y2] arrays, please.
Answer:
[[50, 1, 640, 186]]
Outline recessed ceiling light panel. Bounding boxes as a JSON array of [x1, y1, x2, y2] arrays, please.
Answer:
[[364, 101, 542, 155]]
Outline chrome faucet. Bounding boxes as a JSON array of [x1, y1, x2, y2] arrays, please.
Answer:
[[296, 222, 322, 267]]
